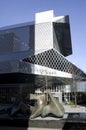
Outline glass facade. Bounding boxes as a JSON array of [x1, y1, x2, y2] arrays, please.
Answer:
[[0, 25, 35, 54], [0, 11, 86, 119], [53, 22, 72, 56], [0, 83, 35, 104]]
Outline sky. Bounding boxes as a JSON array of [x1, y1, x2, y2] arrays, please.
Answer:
[[0, 0, 86, 72]]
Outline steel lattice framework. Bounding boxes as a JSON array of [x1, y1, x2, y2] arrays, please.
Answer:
[[23, 49, 86, 80]]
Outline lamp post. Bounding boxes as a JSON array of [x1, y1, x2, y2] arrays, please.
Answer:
[[72, 75, 77, 105], [45, 70, 48, 104]]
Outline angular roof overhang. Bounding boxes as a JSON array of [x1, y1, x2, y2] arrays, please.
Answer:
[[53, 15, 72, 56]]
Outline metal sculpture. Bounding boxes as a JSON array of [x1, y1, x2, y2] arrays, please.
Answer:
[[0, 92, 65, 119], [30, 94, 46, 119], [30, 91, 65, 119]]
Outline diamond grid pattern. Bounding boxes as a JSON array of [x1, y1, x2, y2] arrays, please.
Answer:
[[23, 49, 86, 79], [35, 22, 52, 54]]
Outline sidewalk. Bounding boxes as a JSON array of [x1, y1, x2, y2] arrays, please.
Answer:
[[64, 104, 86, 113]]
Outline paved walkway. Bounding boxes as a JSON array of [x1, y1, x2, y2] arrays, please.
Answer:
[[63, 104, 86, 113]]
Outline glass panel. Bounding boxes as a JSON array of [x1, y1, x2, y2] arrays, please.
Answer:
[[0, 25, 34, 53]]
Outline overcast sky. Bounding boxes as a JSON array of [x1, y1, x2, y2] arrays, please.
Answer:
[[0, 0, 86, 72]]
